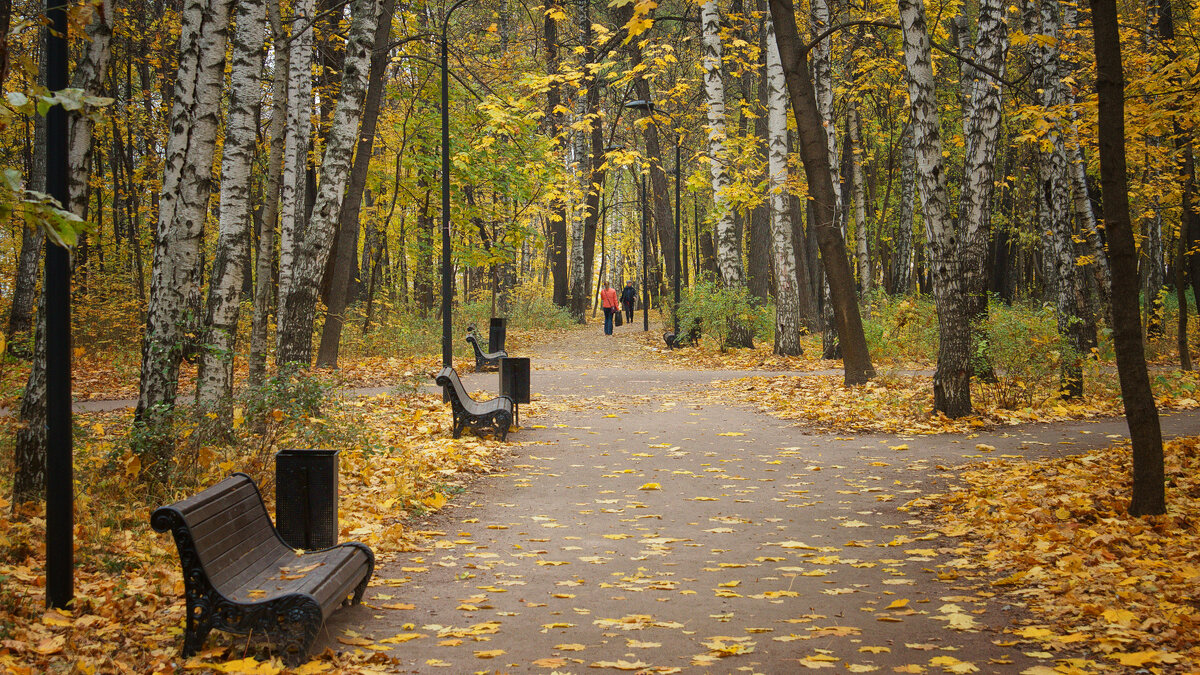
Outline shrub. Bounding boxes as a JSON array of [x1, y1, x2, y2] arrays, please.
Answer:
[[676, 280, 769, 350]]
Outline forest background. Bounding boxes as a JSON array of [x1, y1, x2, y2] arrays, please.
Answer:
[[0, 0, 1197, 670]]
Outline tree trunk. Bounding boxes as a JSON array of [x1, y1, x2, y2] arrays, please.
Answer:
[[250, 0, 289, 389], [893, 122, 915, 294], [959, 0, 1007, 380], [9, 120, 44, 355], [1090, 0, 1164, 515], [278, 0, 315, 344], [849, 104, 870, 298], [544, 0, 568, 308], [277, 0, 378, 369], [701, 0, 752, 348], [899, 0, 972, 417], [747, 70, 772, 303], [135, 0, 232, 487], [1037, 0, 1087, 398], [765, 17, 802, 356], [768, 0, 873, 384], [316, 0, 396, 367], [197, 0, 265, 419]]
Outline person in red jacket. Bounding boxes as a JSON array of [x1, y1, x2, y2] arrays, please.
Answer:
[[600, 281, 620, 336]]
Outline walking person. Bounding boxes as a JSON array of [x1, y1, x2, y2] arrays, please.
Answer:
[[621, 281, 637, 323], [600, 281, 620, 336]]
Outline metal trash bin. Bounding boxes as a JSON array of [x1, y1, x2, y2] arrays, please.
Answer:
[[275, 449, 339, 550], [489, 317, 507, 353], [499, 357, 531, 425]]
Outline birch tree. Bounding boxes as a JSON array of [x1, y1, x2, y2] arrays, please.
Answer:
[[196, 0, 266, 417], [1035, 0, 1088, 398], [277, 0, 315, 344], [958, 0, 1007, 373], [893, 122, 915, 294], [765, 16, 802, 356], [250, 0, 289, 389], [134, 0, 232, 486], [701, 0, 752, 348], [898, 0, 971, 417], [276, 0, 379, 368]]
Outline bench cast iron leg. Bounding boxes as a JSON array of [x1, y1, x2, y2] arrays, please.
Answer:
[[271, 599, 323, 667], [182, 597, 212, 657]]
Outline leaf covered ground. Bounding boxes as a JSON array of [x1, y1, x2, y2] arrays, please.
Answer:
[[914, 436, 1200, 672], [0, 389, 518, 674]]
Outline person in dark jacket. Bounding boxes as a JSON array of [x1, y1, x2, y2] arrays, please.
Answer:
[[620, 282, 637, 322]]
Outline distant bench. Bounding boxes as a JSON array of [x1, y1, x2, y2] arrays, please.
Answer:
[[466, 331, 506, 370], [152, 473, 374, 665], [436, 366, 513, 441]]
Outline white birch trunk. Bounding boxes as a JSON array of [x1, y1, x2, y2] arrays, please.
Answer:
[[276, 0, 379, 367], [894, 122, 915, 293], [899, 0, 972, 417], [849, 104, 870, 297], [701, 0, 745, 291], [1036, 0, 1086, 396], [135, 0, 232, 483], [197, 0, 266, 412], [250, 0, 289, 388], [277, 0, 315, 333], [569, 101, 587, 320], [766, 18, 803, 356], [67, 0, 113, 219], [958, 0, 1007, 369], [810, 0, 842, 230]]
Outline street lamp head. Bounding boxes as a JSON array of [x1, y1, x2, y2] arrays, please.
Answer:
[[625, 99, 655, 111]]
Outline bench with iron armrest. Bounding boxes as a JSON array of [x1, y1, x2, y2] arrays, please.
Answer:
[[436, 366, 513, 441], [151, 473, 374, 665], [465, 331, 507, 370]]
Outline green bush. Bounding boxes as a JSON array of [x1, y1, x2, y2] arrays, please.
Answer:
[[676, 280, 769, 350], [975, 300, 1068, 409], [860, 293, 939, 363]]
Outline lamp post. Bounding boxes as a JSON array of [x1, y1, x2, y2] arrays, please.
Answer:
[[640, 172, 649, 331], [45, 0, 73, 610], [441, 0, 471, 367], [624, 99, 683, 341]]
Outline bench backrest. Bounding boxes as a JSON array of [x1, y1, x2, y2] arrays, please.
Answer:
[[152, 473, 292, 593], [436, 366, 465, 399]]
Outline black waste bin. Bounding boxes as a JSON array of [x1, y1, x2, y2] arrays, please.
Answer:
[[614, 309, 623, 327], [275, 449, 339, 550], [489, 317, 507, 353], [499, 357, 531, 425]]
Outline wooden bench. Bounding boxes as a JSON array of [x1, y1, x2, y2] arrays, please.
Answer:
[[465, 331, 507, 370], [436, 366, 513, 441], [152, 473, 374, 665]]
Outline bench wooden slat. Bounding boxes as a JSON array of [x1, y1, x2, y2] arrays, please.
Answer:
[[436, 367, 513, 441], [152, 473, 374, 666]]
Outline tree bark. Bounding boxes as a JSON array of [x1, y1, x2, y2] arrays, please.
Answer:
[[768, 0, 874, 384], [1036, 0, 1087, 398], [277, 0, 378, 368], [544, 0, 568, 308], [197, 0, 266, 417], [849, 104, 870, 298], [135, 0, 232, 487], [893, 122, 915, 294], [898, 0, 972, 417], [701, 0, 752, 348], [959, 0, 1007, 379], [316, 0, 396, 367], [765, 17, 802, 356], [250, 0, 289, 389], [1090, 0, 1164, 516], [278, 0, 315, 341]]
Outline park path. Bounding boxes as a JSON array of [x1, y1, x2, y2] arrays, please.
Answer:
[[317, 322, 1200, 673]]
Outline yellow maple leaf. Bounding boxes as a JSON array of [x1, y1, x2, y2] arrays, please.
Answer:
[[638, 482, 661, 490]]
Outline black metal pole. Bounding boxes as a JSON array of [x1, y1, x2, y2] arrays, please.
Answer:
[[673, 138, 680, 337], [440, 3, 468, 368], [641, 173, 649, 332], [45, 0, 73, 610], [694, 194, 700, 281]]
